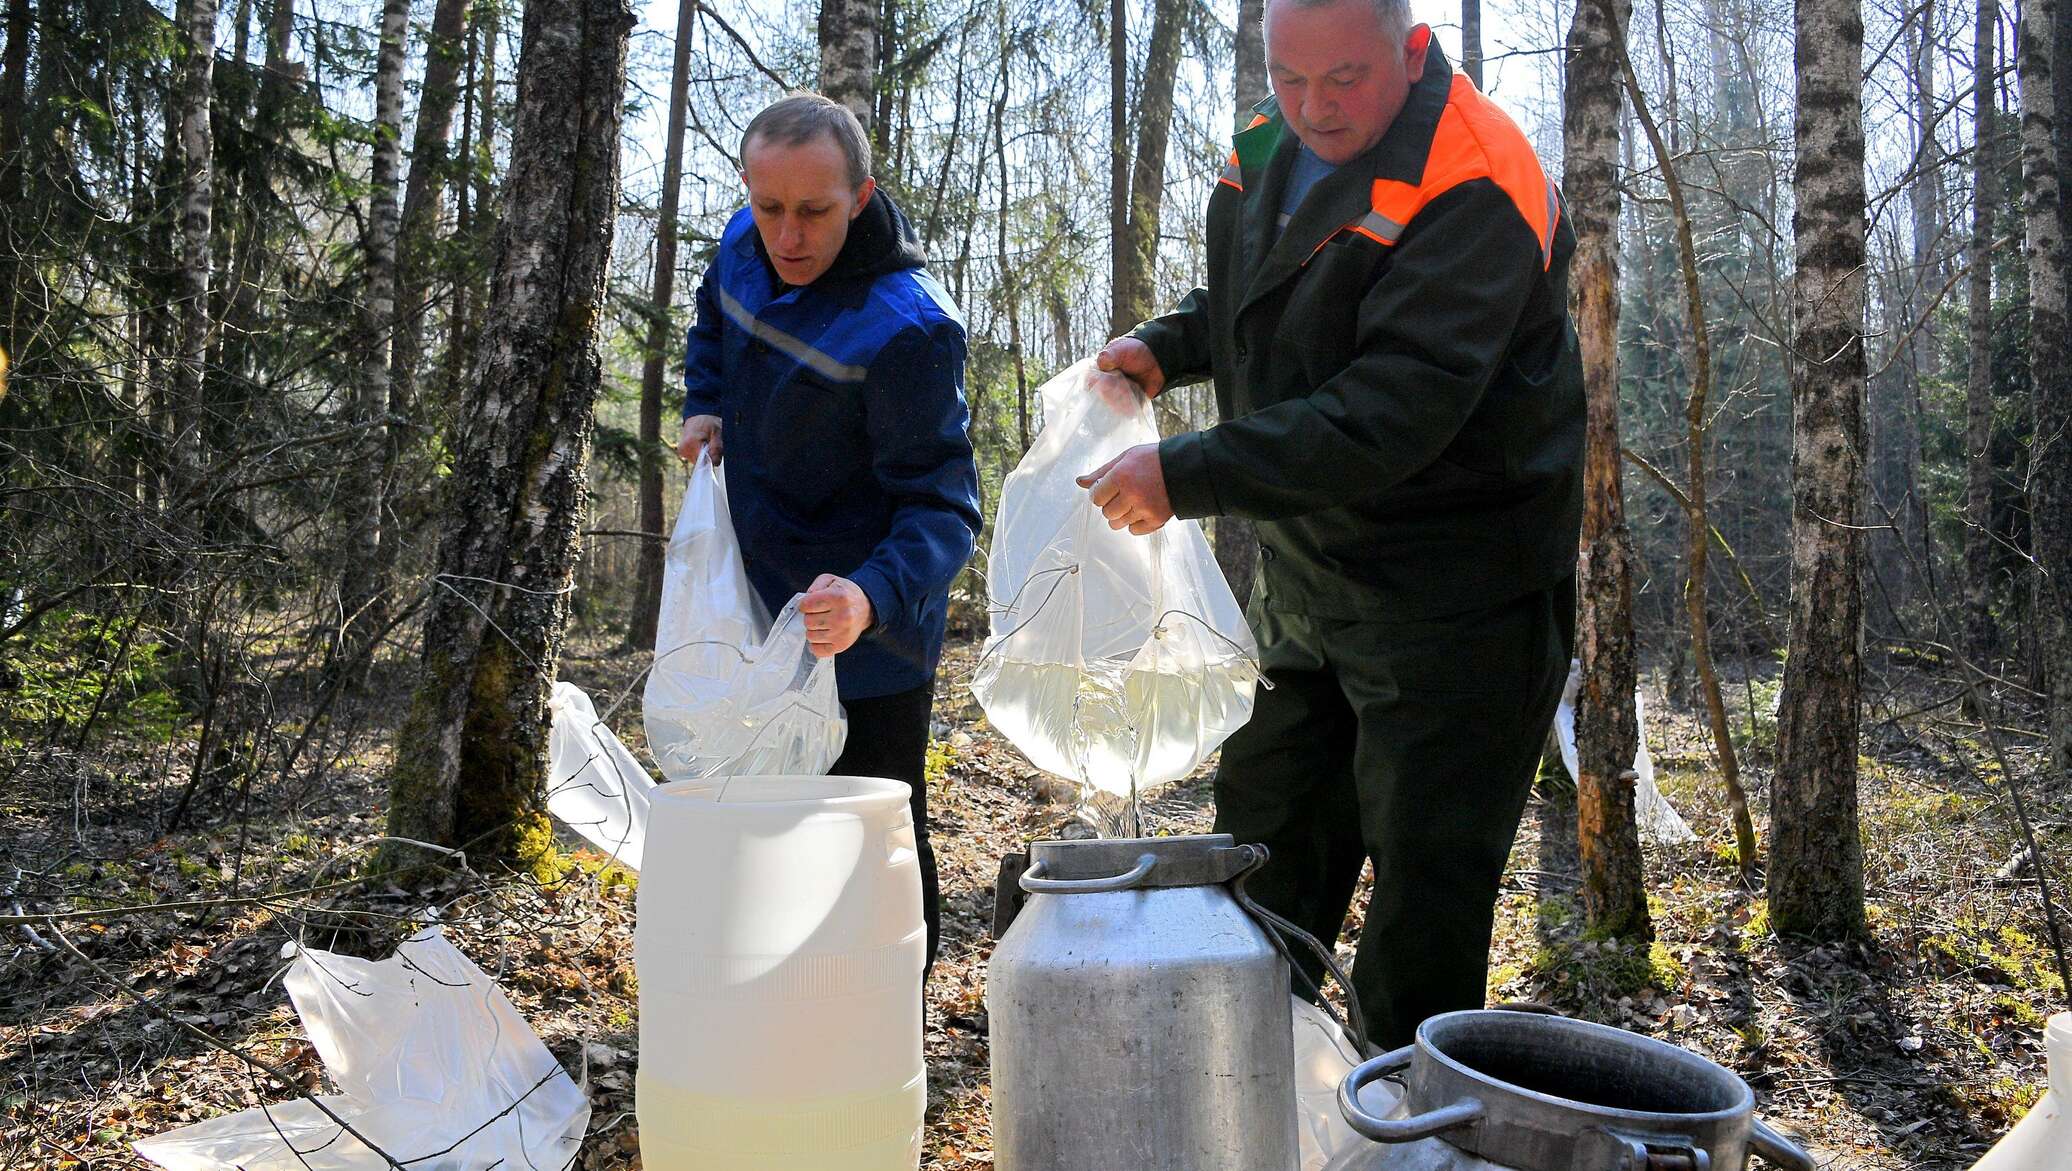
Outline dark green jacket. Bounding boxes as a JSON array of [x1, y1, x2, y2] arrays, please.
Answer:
[[1134, 49, 1584, 621]]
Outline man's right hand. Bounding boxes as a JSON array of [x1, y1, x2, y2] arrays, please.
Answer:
[[1095, 337, 1166, 400], [679, 414, 723, 464]]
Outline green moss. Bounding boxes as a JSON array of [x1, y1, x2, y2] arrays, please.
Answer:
[[1919, 917, 2067, 996], [509, 813, 566, 885], [925, 738, 957, 787], [1529, 934, 1684, 1002]]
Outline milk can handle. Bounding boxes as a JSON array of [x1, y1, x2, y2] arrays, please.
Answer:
[[1338, 1047, 1486, 1143], [1018, 853, 1159, 894], [1748, 1120, 1815, 1171]]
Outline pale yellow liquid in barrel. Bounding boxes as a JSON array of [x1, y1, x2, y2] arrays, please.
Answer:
[[635, 1078, 923, 1171]]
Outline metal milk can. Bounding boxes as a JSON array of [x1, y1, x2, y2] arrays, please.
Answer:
[[988, 833, 1300, 1171], [1336, 1010, 1817, 1171]]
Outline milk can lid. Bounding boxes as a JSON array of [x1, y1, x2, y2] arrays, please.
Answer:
[[1024, 833, 1259, 890]]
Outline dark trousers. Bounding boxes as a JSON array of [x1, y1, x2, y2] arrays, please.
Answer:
[[1212, 577, 1572, 1050], [828, 683, 941, 982]]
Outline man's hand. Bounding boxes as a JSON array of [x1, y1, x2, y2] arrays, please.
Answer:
[[679, 414, 723, 464], [1095, 337, 1166, 400], [1077, 443, 1173, 535], [800, 574, 874, 658]]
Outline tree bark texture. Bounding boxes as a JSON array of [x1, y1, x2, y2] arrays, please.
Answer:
[[819, 0, 878, 135], [630, 0, 697, 652], [1773, 0, 1870, 941], [1965, 0, 2000, 668], [1236, 0, 1265, 126], [1611, 13, 1759, 877], [1109, 0, 1130, 339], [386, 0, 633, 862], [1568, 0, 1651, 940], [1463, 0, 1484, 89], [335, 0, 408, 684], [2020, 0, 2072, 776], [392, 0, 473, 425], [173, 0, 218, 481], [1115, 0, 1185, 338]]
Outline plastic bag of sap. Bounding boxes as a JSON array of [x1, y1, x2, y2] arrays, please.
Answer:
[[546, 681, 659, 870], [1553, 659, 1697, 846], [642, 453, 845, 783], [133, 928, 588, 1171], [970, 359, 1257, 830], [1290, 996, 1403, 1171]]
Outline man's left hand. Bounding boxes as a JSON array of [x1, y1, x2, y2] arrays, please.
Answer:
[[800, 574, 874, 658], [1077, 443, 1173, 535]]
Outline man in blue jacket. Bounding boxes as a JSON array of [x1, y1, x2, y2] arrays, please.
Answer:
[[677, 94, 981, 978]]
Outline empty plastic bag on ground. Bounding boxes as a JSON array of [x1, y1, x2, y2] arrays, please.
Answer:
[[643, 452, 845, 782], [1553, 659, 1697, 845], [134, 927, 588, 1171], [547, 681, 657, 870], [1292, 996, 1400, 1170], [971, 359, 1258, 815]]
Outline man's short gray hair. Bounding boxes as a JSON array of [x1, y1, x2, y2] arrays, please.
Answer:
[[1270, 0, 1414, 46], [741, 93, 872, 188]]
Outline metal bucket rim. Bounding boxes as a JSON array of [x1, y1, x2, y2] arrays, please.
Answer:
[[1415, 1009, 1756, 1125]]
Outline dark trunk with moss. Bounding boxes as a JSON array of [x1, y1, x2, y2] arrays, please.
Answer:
[[1773, 0, 1869, 941], [384, 0, 633, 867]]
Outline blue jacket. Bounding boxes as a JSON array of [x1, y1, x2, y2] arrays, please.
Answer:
[[682, 193, 981, 700]]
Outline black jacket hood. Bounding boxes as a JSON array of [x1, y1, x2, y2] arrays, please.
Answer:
[[753, 187, 926, 290]]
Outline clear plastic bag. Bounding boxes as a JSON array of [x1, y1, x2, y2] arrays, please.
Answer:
[[971, 360, 1258, 827], [1553, 659, 1697, 845], [133, 928, 589, 1171], [643, 453, 846, 782], [546, 681, 658, 869], [1291, 997, 1401, 1171]]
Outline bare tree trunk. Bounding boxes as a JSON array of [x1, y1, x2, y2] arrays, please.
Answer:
[[1612, 14, 1760, 878], [333, 0, 407, 686], [1219, 0, 1266, 606], [173, 0, 218, 488], [393, 0, 472, 425], [385, 0, 633, 865], [1773, 0, 1870, 941], [1115, 0, 1186, 369], [1965, 0, 2001, 671], [1109, 0, 1130, 340], [991, 1, 1028, 456], [2019, 0, 2072, 776], [1236, 0, 1265, 121], [1463, 0, 1484, 89], [1, 0, 29, 361], [1568, 0, 1650, 940], [629, 0, 697, 652], [819, 0, 878, 134]]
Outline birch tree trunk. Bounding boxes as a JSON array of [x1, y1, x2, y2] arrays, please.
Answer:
[[1569, 0, 1650, 940], [1964, 0, 2000, 670], [2019, 0, 2072, 776], [393, 0, 473, 423], [630, 0, 698, 652], [1773, 0, 1869, 940], [173, 0, 218, 485], [385, 0, 634, 864], [819, 0, 878, 134], [333, 0, 407, 685]]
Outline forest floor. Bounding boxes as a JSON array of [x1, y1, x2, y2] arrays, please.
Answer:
[[1, 629, 2066, 1169]]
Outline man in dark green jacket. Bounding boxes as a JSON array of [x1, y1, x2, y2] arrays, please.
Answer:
[[1082, 0, 1583, 1049]]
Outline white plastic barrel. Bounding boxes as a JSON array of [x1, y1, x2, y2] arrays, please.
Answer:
[[1971, 1012, 2071, 1171], [634, 776, 926, 1171]]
